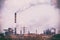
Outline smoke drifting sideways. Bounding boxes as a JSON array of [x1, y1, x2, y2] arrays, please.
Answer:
[[57, 0, 60, 9], [0, 0, 5, 11]]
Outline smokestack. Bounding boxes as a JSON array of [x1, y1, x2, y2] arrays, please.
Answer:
[[14, 13, 17, 35], [36, 29, 37, 34], [20, 30, 22, 34], [15, 13, 17, 23], [23, 27, 25, 34], [15, 28, 17, 35], [28, 30, 30, 34]]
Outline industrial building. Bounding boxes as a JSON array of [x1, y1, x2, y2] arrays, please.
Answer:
[[0, 0, 60, 40]]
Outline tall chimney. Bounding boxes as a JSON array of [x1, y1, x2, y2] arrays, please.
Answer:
[[23, 27, 25, 34], [36, 29, 37, 34], [14, 13, 17, 34], [15, 13, 16, 23], [20, 30, 22, 34], [15, 27, 17, 35]]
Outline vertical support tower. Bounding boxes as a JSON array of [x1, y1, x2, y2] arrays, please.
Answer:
[[14, 13, 17, 34]]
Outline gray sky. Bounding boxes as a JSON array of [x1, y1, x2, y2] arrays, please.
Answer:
[[0, 0, 5, 11], [1, 0, 59, 34]]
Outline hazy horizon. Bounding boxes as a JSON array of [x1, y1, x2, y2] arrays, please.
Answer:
[[0, 0, 59, 34]]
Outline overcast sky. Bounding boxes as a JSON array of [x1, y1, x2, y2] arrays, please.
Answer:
[[1, 0, 59, 34]]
